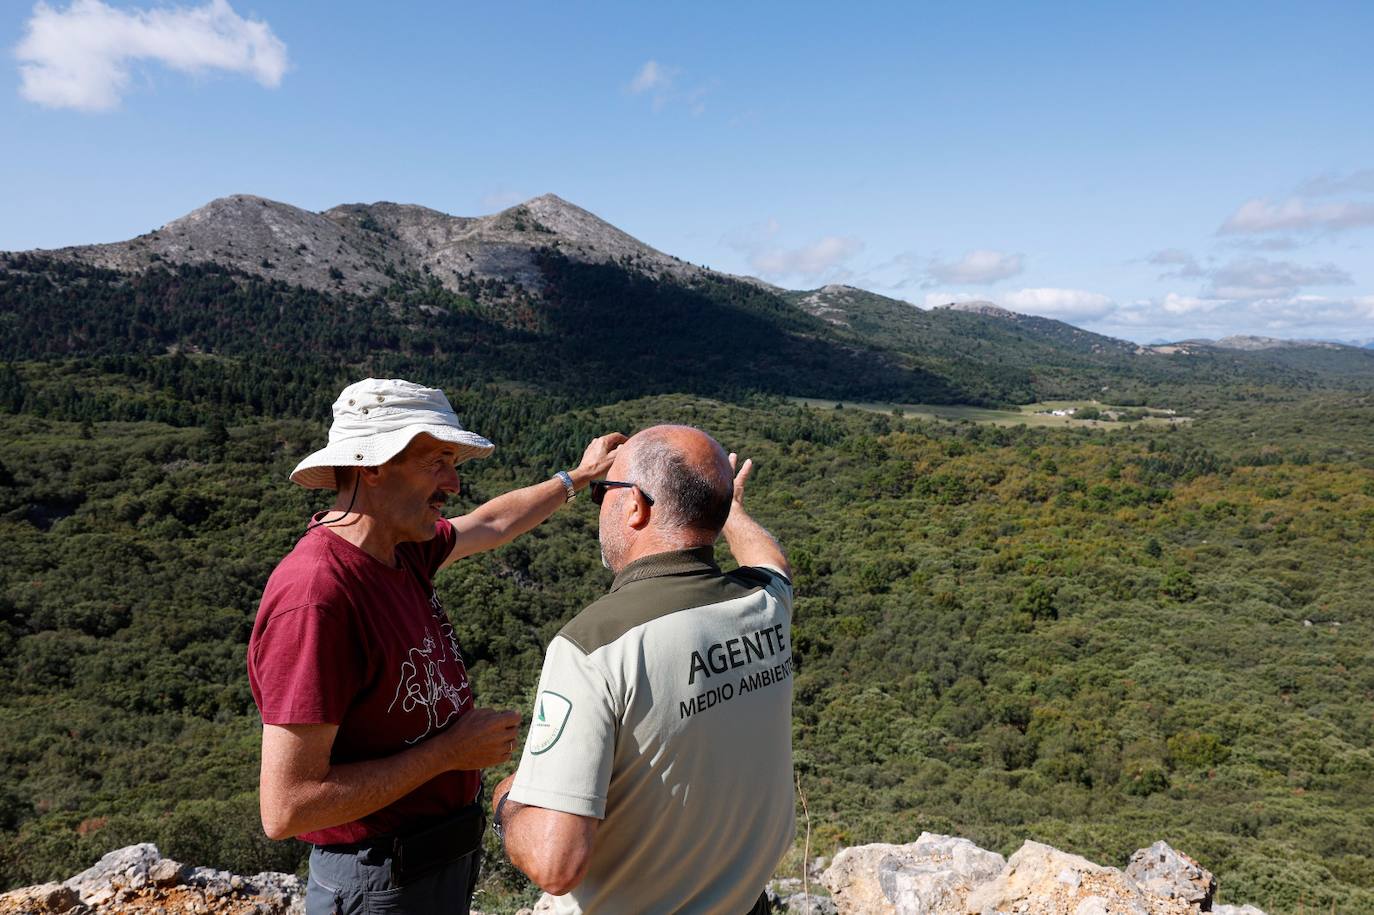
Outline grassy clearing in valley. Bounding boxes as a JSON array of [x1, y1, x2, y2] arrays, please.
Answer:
[[790, 397, 1191, 428]]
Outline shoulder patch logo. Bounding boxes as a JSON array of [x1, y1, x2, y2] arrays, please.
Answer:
[[529, 690, 573, 755]]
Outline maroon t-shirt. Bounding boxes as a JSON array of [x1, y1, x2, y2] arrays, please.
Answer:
[[247, 517, 478, 845]]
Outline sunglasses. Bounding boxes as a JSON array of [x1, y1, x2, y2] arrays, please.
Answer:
[[589, 480, 655, 506]]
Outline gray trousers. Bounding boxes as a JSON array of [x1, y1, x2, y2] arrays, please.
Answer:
[[306, 842, 478, 915]]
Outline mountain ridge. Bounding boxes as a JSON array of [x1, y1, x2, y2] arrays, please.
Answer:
[[39, 193, 746, 302], [8, 192, 1374, 406], [21, 192, 1369, 360]]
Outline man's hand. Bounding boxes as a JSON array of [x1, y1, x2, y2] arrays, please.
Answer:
[[728, 452, 752, 510], [570, 433, 627, 489], [432, 707, 521, 770], [722, 451, 789, 577]]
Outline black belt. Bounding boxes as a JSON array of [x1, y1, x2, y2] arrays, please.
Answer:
[[317, 801, 486, 884]]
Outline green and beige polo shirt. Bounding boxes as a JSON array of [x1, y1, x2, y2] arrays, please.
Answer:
[[509, 547, 796, 915]]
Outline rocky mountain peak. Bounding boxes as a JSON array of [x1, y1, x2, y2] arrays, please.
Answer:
[[1214, 334, 1344, 351], [31, 192, 716, 302], [938, 299, 1016, 318]]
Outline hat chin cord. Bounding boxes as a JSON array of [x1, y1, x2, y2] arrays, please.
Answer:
[[305, 472, 362, 533]]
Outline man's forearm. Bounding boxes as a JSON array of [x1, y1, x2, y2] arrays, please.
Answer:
[[723, 507, 789, 576], [465, 478, 566, 538], [446, 476, 575, 563], [260, 726, 451, 840]]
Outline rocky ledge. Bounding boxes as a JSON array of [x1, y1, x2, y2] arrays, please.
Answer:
[[3, 836, 1270, 915], [0, 844, 303, 915], [810, 834, 1266, 915]]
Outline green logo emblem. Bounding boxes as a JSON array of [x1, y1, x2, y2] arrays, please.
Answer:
[[530, 691, 572, 755]]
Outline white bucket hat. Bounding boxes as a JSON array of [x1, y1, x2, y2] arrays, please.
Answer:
[[290, 378, 495, 489]]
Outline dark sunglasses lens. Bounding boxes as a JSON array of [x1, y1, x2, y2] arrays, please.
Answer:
[[590, 481, 606, 504]]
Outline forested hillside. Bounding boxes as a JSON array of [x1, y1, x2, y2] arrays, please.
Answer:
[[7, 250, 1374, 412], [1, 355, 1371, 914]]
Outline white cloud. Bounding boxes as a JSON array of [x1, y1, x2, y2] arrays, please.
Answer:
[[728, 219, 863, 283], [626, 59, 709, 115], [1206, 257, 1351, 299], [683, 85, 709, 117], [16, 0, 286, 112], [1240, 293, 1374, 331], [1112, 243, 1369, 339], [925, 249, 1024, 285], [1147, 248, 1205, 278], [1001, 287, 1116, 320], [1218, 196, 1374, 235], [750, 236, 864, 280], [628, 60, 670, 94], [1104, 290, 1374, 341], [1299, 168, 1374, 197], [1158, 292, 1228, 316], [1225, 236, 1302, 252]]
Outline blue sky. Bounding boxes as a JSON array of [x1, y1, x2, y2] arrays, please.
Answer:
[[3, 0, 1373, 343]]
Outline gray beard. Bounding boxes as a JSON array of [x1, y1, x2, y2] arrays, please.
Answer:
[[600, 546, 612, 571]]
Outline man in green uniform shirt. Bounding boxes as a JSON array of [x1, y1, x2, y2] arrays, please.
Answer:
[[491, 425, 795, 915]]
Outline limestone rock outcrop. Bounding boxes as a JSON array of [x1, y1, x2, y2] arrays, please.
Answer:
[[1125, 841, 1216, 910], [963, 840, 1185, 915], [820, 835, 1266, 915], [0, 844, 303, 915], [2, 836, 1272, 915], [820, 833, 1006, 915]]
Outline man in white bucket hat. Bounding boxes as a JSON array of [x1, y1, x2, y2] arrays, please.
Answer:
[[248, 378, 624, 915]]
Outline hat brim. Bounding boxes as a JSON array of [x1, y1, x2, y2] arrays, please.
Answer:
[[290, 423, 495, 490]]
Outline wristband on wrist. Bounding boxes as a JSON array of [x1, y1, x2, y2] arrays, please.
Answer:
[[555, 470, 576, 502], [492, 791, 511, 840]]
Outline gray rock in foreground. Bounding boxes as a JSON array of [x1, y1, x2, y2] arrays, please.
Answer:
[[821, 834, 1267, 915], [2, 836, 1274, 915], [821, 832, 1005, 914], [1125, 841, 1216, 909], [0, 843, 303, 915]]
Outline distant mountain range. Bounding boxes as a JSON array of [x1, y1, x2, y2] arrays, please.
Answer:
[[42, 193, 741, 301], [5, 194, 1373, 407]]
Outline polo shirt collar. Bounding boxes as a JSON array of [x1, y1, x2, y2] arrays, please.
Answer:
[[609, 546, 719, 592]]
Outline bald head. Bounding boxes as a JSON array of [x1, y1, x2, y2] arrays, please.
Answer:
[[620, 425, 734, 537]]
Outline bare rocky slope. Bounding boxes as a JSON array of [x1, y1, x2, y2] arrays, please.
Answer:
[[42, 193, 723, 300]]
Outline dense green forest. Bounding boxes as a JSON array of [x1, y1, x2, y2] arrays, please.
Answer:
[[1, 353, 1371, 914]]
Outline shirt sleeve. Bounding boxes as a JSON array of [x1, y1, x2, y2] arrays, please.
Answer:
[[750, 565, 794, 615], [420, 517, 458, 577], [508, 634, 619, 819], [249, 603, 363, 725]]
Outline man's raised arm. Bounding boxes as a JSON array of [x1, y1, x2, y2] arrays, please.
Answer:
[[723, 453, 790, 578], [442, 432, 625, 568]]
